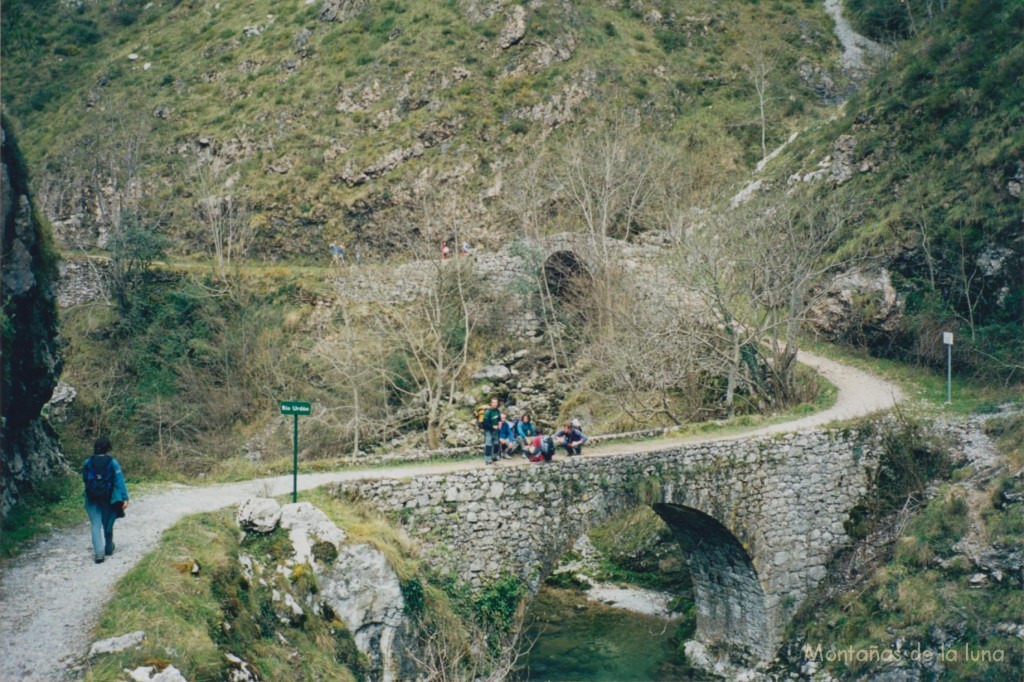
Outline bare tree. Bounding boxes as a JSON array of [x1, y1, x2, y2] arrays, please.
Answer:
[[581, 275, 723, 426], [410, 602, 533, 681], [501, 153, 549, 239], [192, 163, 255, 279], [366, 197, 488, 449], [541, 117, 672, 258], [312, 307, 391, 457], [680, 189, 868, 410], [741, 49, 776, 164]]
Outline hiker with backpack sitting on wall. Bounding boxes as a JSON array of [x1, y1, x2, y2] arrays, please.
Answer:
[[526, 427, 555, 463], [83, 436, 129, 564]]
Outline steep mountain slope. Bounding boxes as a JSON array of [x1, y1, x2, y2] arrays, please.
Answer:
[[2, 0, 843, 256], [756, 0, 1023, 374]]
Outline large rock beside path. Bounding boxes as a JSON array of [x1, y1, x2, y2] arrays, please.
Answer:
[[235, 497, 282, 533]]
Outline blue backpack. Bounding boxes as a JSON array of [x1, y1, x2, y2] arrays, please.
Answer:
[[84, 455, 115, 503]]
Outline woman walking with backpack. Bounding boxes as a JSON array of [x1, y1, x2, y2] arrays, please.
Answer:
[[83, 436, 129, 564]]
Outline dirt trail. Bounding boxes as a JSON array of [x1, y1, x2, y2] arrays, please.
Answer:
[[824, 0, 891, 72], [0, 350, 901, 680]]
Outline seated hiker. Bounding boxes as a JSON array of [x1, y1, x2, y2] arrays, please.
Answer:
[[498, 413, 517, 459], [554, 419, 587, 456], [526, 428, 554, 463], [515, 413, 536, 458]]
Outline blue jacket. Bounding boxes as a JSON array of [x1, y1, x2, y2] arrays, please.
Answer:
[[83, 454, 130, 504], [516, 420, 536, 439], [499, 422, 514, 441]]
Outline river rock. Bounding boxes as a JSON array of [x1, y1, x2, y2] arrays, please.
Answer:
[[236, 497, 282, 533]]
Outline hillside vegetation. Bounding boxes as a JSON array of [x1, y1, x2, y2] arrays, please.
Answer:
[[758, 0, 1022, 376], [4, 1, 1017, 489], [2, 0, 842, 256]]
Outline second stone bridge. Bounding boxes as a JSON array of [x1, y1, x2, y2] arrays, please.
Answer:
[[331, 428, 879, 663]]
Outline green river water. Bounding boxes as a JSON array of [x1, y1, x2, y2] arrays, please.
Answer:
[[516, 588, 699, 681]]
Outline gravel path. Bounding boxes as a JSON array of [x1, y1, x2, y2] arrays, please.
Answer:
[[824, 0, 890, 72], [0, 350, 900, 680]]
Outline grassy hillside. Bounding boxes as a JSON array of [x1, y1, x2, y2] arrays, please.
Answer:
[[761, 0, 1023, 376], [782, 412, 1024, 681], [2, 0, 842, 256]]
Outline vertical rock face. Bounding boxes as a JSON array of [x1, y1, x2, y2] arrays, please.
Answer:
[[1, 116, 67, 520]]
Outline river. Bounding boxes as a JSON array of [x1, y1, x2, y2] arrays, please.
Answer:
[[516, 587, 700, 681]]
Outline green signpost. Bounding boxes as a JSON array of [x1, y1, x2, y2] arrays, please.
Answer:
[[280, 401, 311, 502]]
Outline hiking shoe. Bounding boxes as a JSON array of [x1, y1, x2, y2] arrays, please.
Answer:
[[94, 557, 105, 564]]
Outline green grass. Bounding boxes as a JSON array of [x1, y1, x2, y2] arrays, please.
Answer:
[[795, 477, 1024, 681], [87, 508, 364, 681], [0, 474, 83, 562], [805, 340, 1021, 415]]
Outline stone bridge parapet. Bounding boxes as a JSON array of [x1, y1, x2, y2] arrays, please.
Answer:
[[331, 427, 879, 662]]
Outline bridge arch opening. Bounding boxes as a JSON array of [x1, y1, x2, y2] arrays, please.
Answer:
[[652, 503, 773, 663], [542, 250, 591, 303]]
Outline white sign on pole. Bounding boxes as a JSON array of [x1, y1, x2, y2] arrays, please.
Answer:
[[943, 332, 954, 345]]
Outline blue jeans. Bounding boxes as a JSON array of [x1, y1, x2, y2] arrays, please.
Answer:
[[86, 499, 117, 559]]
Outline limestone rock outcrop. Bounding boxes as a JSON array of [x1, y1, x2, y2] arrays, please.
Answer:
[[235, 498, 414, 682], [321, 545, 411, 682], [235, 497, 283, 533], [1, 116, 67, 521]]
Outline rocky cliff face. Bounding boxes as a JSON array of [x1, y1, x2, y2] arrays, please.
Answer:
[[1, 116, 67, 520]]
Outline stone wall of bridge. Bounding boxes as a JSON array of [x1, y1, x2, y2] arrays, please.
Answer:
[[330, 427, 880, 661]]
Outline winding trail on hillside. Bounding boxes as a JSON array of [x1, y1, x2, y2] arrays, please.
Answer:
[[0, 350, 901, 680], [824, 0, 891, 72]]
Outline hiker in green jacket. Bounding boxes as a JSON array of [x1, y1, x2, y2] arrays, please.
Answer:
[[481, 397, 502, 465]]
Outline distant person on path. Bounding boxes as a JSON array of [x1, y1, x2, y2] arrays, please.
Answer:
[[338, 242, 346, 263], [515, 413, 536, 458], [83, 436, 129, 564], [441, 242, 450, 260], [330, 242, 339, 263], [481, 397, 502, 465], [554, 419, 587, 456], [460, 242, 470, 257]]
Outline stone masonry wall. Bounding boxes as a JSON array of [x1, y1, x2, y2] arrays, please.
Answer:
[[331, 428, 880, 660]]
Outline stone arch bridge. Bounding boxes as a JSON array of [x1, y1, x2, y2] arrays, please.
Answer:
[[331, 427, 878, 664]]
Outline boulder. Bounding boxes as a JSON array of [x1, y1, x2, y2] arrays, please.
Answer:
[[225, 653, 259, 682], [127, 665, 189, 682], [498, 5, 527, 49], [280, 502, 347, 565], [472, 365, 511, 382], [236, 497, 282, 534], [89, 630, 145, 656]]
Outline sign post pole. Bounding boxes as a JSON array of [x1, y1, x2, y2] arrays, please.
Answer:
[[279, 401, 311, 503], [942, 332, 954, 404], [292, 412, 299, 503]]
